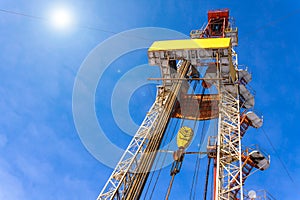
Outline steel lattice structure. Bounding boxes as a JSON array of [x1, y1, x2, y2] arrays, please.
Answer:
[[215, 51, 244, 199], [97, 8, 270, 200], [98, 61, 191, 199]]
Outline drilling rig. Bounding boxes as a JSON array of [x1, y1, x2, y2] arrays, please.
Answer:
[[97, 9, 272, 200]]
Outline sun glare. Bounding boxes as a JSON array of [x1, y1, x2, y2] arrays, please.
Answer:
[[49, 7, 73, 30]]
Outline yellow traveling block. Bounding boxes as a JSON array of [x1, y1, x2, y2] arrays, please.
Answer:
[[176, 126, 194, 149]]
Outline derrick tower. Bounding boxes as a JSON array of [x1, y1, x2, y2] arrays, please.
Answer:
[[97, 9, 271, 200]]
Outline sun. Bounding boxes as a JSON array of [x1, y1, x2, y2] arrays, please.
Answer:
[[49, 7, 73, 29]]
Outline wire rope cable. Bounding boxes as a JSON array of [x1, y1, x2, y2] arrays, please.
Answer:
[[189, 85, 207, 199], [142, 118, 180, 200], [261, 127, 294, 183]]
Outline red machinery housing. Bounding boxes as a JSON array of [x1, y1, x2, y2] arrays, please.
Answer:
[[203, 8, 229, 38]]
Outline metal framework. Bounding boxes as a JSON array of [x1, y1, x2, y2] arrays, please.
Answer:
[[97, 61, 190, 199], [97, 9, 270, 200], [213, 50, 243, 199]]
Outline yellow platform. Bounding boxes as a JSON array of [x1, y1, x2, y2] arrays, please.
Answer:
[[149, 38, 231, 51]]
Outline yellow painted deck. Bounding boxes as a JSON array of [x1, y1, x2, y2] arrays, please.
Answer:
[[148, 38, 231, 51]]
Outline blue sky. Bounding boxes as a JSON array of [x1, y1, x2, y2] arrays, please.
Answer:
[[0, 0, 300, 199]]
